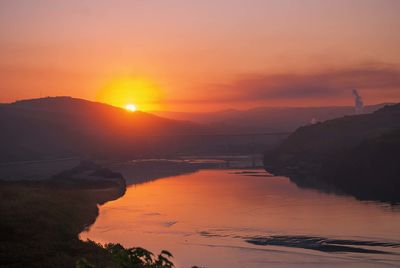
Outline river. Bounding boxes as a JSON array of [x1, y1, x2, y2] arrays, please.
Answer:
[[81, 162, 400, 268]]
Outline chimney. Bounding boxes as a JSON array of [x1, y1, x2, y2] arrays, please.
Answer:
[[352, 89, 364, 114]]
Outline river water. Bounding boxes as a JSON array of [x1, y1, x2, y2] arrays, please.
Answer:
[[81, 164, 400, 268]]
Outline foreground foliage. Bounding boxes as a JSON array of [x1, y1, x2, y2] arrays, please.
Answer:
[[75, 243, 175, 268], [0, 161, 179, 268], [0, 183, 117, 267], [0, 183, 177, 268], [104, 243, 174, 268]]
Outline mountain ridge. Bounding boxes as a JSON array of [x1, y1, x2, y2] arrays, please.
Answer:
[[154, 103, 391, 132], [264, 103, 400, 201], [0, 97, 209, 162]]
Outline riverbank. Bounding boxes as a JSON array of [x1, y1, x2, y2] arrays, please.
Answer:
[[264, 104, 400, 202], [0, 161, 125, 268]]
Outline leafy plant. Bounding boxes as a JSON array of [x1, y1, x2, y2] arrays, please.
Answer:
[[104, 243, 174, 268], [75, 258, 95, 268]]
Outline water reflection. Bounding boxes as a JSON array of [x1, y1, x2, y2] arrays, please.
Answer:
[[81, 168, 400, 268]]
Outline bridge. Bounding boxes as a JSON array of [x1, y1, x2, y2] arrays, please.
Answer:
[[127, 131, 291, 138], [126, 131, 292, 168], [0, 132, 292, 171]]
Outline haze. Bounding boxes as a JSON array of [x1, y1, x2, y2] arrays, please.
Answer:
[[1, 2, 400, 267], [1, 0, 400, 111]]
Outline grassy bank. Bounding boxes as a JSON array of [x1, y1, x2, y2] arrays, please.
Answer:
[[0, 162, 150, 267], [0, 161, 179, 268], [0, 180, 120, 267]]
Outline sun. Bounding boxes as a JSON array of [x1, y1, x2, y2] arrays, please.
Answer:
[[96, 77, 164, 112], [125, 104, 137, 112]]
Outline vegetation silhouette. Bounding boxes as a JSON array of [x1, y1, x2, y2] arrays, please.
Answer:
[[264, 104, 400, 201], [75, 243, 175, 268]]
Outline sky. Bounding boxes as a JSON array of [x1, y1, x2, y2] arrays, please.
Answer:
[[0, 0, 400, 112]]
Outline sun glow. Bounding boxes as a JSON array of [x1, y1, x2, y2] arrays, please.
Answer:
[[125, 104, 137, 112], [97, 77, 163, 111]]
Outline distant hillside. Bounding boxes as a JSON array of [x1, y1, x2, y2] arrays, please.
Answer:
[[0, 97, 208, 162], [264, 104, 400, 201], [154, 104, 388, 132]]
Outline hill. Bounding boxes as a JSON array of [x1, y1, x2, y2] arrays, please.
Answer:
[[154, 104, 388, 133], [264, 104, 400, 201], [0, 97, 208, 162]]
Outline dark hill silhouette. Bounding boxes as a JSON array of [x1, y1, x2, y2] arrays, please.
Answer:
[[154, 104, 389, 132], [0, 97, 208, 162], [264, 104, 400, 201]]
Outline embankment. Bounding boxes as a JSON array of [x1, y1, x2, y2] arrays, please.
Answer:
[[0, 161, 126, 268]]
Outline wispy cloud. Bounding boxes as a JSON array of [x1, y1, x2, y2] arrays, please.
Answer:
[[174, 63, 400, 104]]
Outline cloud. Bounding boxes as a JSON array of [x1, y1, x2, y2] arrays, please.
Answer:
[[176, 63, 400, 104]]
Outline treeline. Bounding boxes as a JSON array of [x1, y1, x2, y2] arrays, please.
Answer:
[[264, 104, 400, 202]]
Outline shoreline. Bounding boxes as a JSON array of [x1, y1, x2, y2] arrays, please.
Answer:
[[0, 161, 127, 268]]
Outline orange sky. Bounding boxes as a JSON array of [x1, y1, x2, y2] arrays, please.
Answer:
[[1, 0, 400, 112]]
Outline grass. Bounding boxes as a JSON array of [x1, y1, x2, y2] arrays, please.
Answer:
[[0, 162, 176, 268], [0, 182, 119, 267]]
